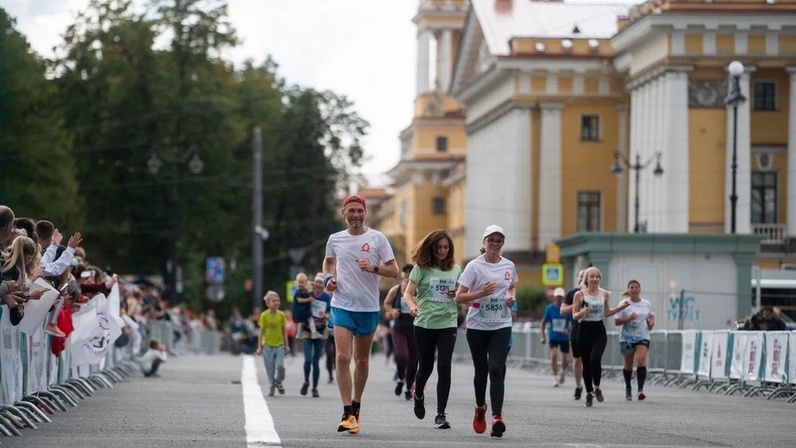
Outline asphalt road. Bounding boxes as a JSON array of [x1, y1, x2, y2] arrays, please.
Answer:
[[3, 346, 794, 448]]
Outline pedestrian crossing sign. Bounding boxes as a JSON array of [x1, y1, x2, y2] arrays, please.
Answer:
[[542, 263, 563, 286]]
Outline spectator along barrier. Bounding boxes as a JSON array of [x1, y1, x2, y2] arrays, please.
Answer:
[[453, 327, 796, 402], [0, 282, 222, 438]]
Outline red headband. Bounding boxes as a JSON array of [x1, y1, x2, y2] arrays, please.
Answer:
[[343, 195, 366, 209]]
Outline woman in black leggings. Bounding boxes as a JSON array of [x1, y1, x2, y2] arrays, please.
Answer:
[[455, 225, 517, 438], [403, 229, 461, 430], [572, 266, 629, 407]]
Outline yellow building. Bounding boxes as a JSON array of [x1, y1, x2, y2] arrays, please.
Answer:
[[371, 0, 470, 269], [373, 0, 796, 290]]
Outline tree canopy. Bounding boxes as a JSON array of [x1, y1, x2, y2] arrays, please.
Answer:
[[0, 0, 369, 316]]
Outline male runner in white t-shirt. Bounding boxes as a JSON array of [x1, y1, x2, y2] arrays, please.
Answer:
[[323, 195, 398, 434]]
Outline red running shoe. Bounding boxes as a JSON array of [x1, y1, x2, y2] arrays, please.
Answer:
[[638, 391, 646, 401], [490, 414, 506, 438], [472, 404, 487, 434]]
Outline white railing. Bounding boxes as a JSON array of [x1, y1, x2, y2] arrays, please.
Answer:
[[752, 223, 787, 243]]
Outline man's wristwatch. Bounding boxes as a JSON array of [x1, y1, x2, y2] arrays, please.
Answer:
[[373, 266, 379, 274]]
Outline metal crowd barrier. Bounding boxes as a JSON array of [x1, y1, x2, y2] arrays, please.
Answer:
[[452, 325, 796, 402], [0, 310, 223, 437]]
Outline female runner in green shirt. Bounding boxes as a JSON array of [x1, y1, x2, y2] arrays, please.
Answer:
[[403, 229, 462, 430]]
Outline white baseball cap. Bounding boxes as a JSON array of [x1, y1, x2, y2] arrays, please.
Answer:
[[553, 287, 566, 297], [482, 224, 505, 239]]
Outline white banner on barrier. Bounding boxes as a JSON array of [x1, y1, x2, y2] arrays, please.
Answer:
[[789, 333, 796, 386], [680, 330, 698, 374], [763, 331, 789, 384], [17, 278, 59, 335], [698, 331, 712, 377], [730, 332, 747, 380], [107, 283, 126, 330], [0, 306, 22, 406], [70, 293, 123, 368], [70, 298, 100, 344], [710, 331, 730, 380], [743, 332, 764, 382], [26, 326, 48, 395]]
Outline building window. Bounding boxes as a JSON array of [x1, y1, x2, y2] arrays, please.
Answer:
[[435, 136, 448, 153], [577, 191, 601, 232], [751, 172, 777, 224], [753, 81, 776, 111], [432, 197, 446, 215], [580, 115, 600, 141]]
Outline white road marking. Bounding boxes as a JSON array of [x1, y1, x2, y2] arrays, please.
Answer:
[[242, 355, 282, 447]]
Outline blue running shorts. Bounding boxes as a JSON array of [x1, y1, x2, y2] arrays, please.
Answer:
[[329, 307, 379, 337]]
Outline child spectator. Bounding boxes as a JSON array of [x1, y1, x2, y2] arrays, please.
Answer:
[[293, 272, 319, 339], [256, 291, 290, 396], [141, 339, 168, 377]]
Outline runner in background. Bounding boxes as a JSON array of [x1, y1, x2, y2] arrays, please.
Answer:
[[540, 287, 571, 387], [560, 269, 585, 400], [614, 280, 655, 401], [383, 263, 418, 401], [572, 267, 629, 407]]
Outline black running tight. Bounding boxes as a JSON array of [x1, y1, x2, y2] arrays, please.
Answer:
[[414, 326, 457, 414], [466, 327, 511, 415], [577, 321, 607, 393]]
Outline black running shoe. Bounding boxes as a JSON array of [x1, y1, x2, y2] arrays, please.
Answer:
[[585, 393, 593, 407], [413, 394, 426, 420], [433, 413, 450, 429], [574, 386, 583, 400], [394, 381, 404, 396], [594, 389, 604, 403]]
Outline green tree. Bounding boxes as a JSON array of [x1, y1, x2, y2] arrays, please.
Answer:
[[4, 0, 369, 317], [0, 9, 82, 226]]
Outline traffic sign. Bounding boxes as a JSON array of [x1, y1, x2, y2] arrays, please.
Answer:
[[546, 244, 560, 263], [206, 257, 225, 284], [542, 263, 563, 286]]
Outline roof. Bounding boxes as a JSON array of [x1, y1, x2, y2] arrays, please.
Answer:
[[471, 0, 633, 56]]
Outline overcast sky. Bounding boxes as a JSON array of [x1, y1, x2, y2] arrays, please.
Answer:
[[1, 0, 418, 183]]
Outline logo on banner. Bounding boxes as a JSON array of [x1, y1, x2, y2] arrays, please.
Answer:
[[771, 340, 781, 377], [748, 341, 757, 375], [84, 314, 111, 357]]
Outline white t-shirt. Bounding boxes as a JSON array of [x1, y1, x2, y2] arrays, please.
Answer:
[[616, 298, 654, 342], [580, 289, 608, 322], [458, 255, 518, 331], [325, 228, 395, 312], [140, 348, 167, 372]]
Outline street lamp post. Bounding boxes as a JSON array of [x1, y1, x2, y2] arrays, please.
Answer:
[[725, 60, 746, 234], [611, 151, 664, 233], [148, 143, 204, 305]]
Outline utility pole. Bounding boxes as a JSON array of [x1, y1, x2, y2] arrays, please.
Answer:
[[252, 127, 264, 310]]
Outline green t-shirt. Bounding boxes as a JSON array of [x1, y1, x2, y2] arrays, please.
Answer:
[[409, 264, 461, 329], [258, 310, 286, 347]]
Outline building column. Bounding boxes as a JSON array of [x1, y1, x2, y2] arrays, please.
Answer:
[[465, 107, 533, 258], [725, 68, 753, 234], [628, 82, 643, 232], [437, 29, 453, 92], [538, 103, 563, 247], [615, 105, 629, 232], [787, 67, 796, 236], [416, 28, 432, 95], [663, 67, 691, 233]]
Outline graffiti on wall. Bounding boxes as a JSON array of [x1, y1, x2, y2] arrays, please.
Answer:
[[668, 295, 701, 322]]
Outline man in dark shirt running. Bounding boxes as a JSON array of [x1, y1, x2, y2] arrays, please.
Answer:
[[559, 269, 585, 400]]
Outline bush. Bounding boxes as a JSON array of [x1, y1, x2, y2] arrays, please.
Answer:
[[516, 284, 548, 319]]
